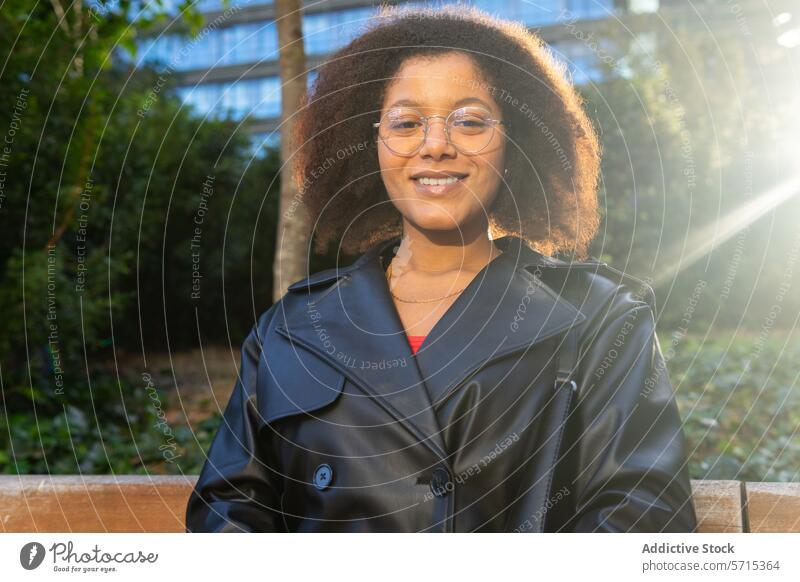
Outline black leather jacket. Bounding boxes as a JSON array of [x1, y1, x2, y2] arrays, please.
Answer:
[[186, 234, 698, 532]]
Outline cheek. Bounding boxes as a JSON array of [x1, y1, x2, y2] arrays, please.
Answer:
[[378, 149, 404, 188], [478, 152, 506, 188], [377, 145, 389, 170], [468, 155, 506, 209], [489, 145, 507, 176]]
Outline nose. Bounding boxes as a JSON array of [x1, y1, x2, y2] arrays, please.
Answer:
[[419, 117, 457, 160]]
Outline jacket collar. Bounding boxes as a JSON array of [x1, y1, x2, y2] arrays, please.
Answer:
[[275, 234, 585, 463]]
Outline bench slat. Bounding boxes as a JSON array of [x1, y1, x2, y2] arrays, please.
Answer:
[[0, 475, 195, 533], [689, 480, 743, 533], [745, 482, 800, 533], [5, 476, 798, 533]]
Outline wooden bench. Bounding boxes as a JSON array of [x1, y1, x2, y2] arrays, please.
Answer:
[[1, 476, 798, 532]]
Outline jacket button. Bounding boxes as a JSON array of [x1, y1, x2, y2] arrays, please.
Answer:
[[429, 467, 452, 498], [313, 464, 333, 490]]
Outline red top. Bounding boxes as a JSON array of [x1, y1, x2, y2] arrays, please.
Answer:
[[407, 335, 426, 355]]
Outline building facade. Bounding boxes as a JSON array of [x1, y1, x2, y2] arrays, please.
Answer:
[[136, 0, 660, 151]]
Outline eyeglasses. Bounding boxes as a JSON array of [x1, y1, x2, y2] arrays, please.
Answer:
[[372, 106, 508, 156]]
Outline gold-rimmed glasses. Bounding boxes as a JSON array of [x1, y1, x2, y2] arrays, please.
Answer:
[[373, 105, 508, 156]]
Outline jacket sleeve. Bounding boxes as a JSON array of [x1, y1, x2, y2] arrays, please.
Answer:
[[185, 308, 285, 532], [564, 293, 698, 532]]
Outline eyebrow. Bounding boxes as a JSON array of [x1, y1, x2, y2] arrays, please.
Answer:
[[387, 96, 495, 110]]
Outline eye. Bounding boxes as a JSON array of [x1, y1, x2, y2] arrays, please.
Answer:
[[451, 109, 492, 133], [383, 108, 424, 134], [389, 118, 423, 131], [455, 117, 489, 128]]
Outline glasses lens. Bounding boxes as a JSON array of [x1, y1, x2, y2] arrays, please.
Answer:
[[448, 107, 495, 153], [377, 106, 500, 155], [379, 107, 425, 155]]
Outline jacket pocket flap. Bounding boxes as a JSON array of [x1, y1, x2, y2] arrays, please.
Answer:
[[255, 335, 345, 424]]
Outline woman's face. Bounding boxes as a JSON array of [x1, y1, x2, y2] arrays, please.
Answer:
[[377, 52, 507, 236]]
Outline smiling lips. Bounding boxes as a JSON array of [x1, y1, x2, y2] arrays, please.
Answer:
[[411, 172, 467, 195]]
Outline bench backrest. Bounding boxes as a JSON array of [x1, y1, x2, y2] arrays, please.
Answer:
[[1, 476, 798, 532]]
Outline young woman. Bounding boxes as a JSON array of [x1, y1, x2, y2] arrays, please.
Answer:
[[186, 5, 697, 533]]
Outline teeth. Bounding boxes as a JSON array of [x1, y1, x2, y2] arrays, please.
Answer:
[[416, 176, 461, 185]]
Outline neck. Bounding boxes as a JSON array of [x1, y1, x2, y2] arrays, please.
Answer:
[[392, 220, 502, 274]]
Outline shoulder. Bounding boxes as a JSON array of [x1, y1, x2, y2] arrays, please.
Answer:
[[251, 263, 360, 339], [279, 265, 356, 312], [532, 255, 657, 324], [285, 265, 352, 294], [531, 256, 661, 367]]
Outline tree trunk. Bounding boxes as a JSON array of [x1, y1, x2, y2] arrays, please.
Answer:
[[273, 0, 309, 302]]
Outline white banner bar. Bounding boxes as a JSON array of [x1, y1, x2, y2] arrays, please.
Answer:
[[1, 533, 797, 581]]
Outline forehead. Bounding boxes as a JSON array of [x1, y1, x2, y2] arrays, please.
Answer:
[[382, 52, 497, 112]]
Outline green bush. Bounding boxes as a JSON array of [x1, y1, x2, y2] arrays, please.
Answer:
[[0, 1, 273, 476], [6, 330, 797, 480], [670, 331, 800, 482], [0, 367, 220, 475]]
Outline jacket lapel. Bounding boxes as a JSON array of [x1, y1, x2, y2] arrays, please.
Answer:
[[275, 234, 586, 462], [275, 236, 450, 462], [413, 235, 587, 405]]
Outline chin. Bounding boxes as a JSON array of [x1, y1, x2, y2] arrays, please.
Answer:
[[410, 216, 463, 232], [405, 209, 467, 232]]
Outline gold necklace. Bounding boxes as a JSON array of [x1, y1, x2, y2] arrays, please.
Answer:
[[385, 261, 469, 303]]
